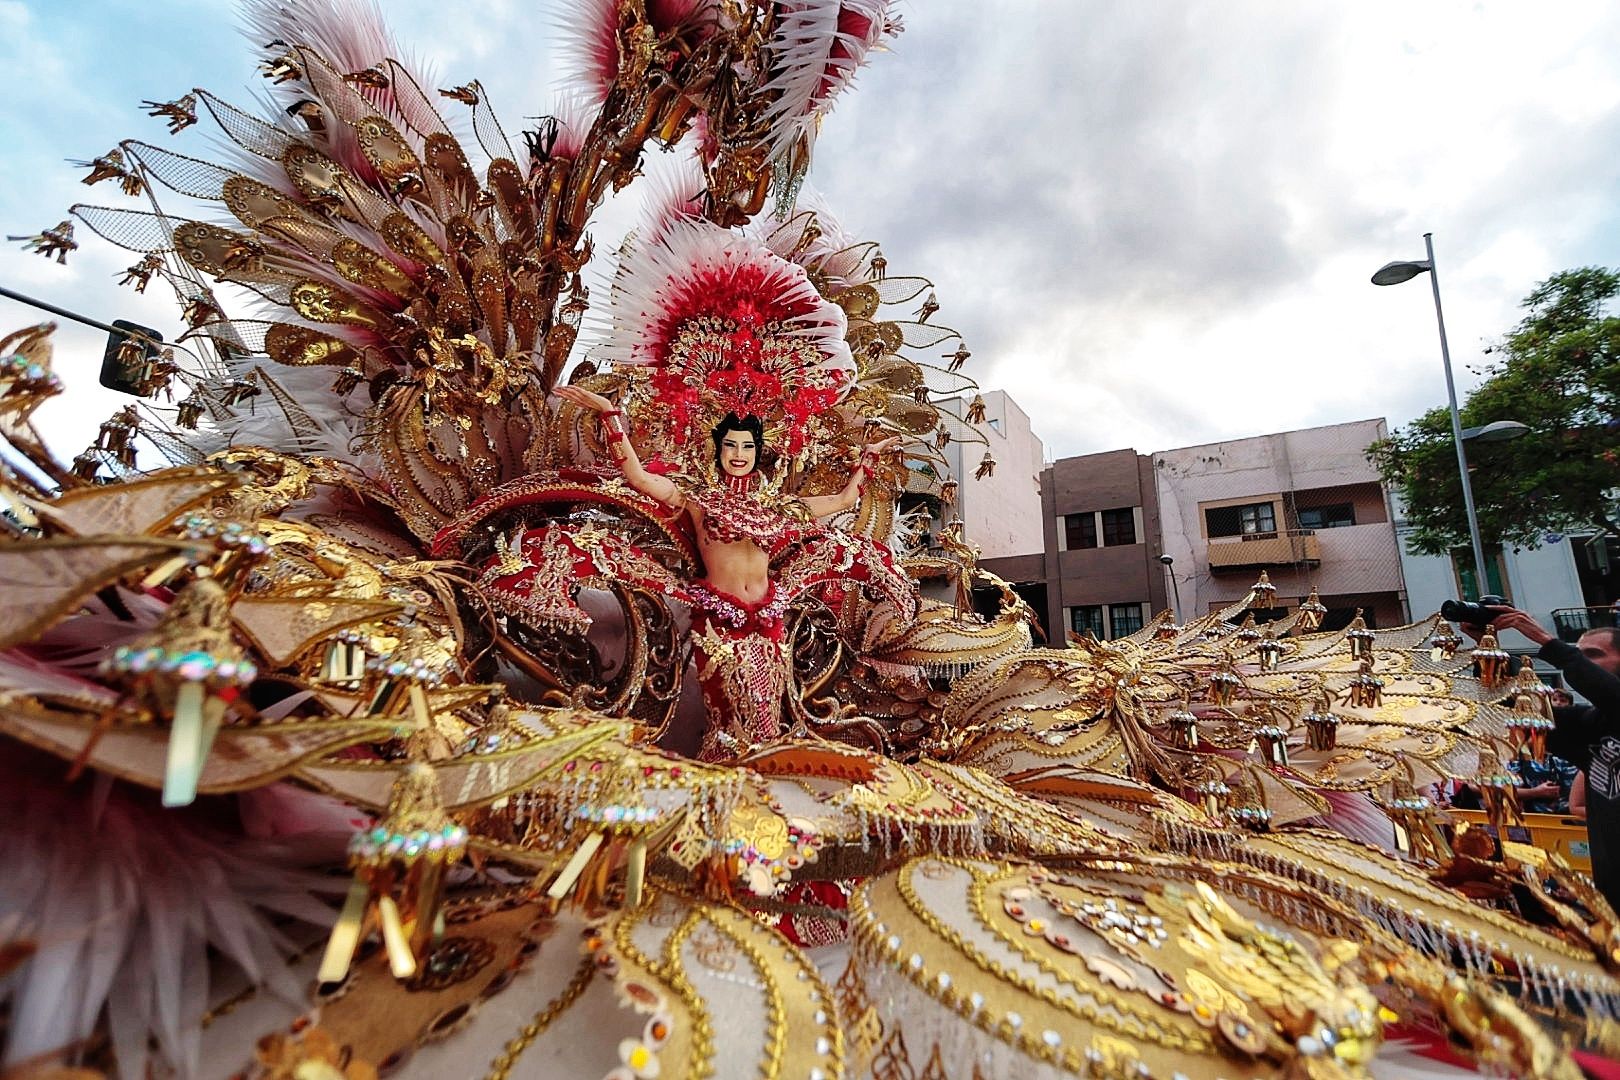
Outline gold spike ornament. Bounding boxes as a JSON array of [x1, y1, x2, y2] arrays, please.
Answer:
[[319, 763, 468, 983]]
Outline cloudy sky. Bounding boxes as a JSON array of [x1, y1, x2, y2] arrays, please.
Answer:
[[3, 0, 1619, 461]]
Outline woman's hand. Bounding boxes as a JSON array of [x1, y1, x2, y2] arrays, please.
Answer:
[[554, 385, 614, 413], [860, 435, 904, 460]]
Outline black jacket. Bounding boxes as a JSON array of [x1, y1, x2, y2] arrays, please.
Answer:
[[1540, 639, 1620, 909]]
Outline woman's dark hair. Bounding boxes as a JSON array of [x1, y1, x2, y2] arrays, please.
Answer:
[[711, 413, 767, 474]]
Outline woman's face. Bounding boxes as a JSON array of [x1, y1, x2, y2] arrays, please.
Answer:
[[718, 429, 758, 477]]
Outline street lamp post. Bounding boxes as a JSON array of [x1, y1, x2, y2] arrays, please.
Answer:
[[1372, 233, 1492, 599], [1159, 554, 1182, 618]]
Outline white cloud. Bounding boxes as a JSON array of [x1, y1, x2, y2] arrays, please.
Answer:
[[814, 0, 1620, 457]]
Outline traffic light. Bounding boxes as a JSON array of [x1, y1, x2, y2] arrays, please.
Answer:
[[100, 319, 163, 395]]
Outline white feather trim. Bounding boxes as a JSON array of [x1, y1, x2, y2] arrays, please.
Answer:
[[751, 186, 875, 289], [593, 217, 853, 383], [760, 0, 895, 165], [553, 0, 621, 105], [0, 756, 339, 1078], [240, 0, 445, 141], [190, 364, 374, 472]]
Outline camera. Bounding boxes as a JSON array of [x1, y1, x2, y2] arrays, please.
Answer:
[[1158, 554, 1174, 565], [1440, 595, 1508, 626]]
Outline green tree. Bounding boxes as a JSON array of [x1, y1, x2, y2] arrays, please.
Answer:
[[1368, 267, 1620, 558]]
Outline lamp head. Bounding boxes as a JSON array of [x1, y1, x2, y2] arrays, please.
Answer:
[[1460, 420, 1530, 443], [1370, 260, 1432, 286]]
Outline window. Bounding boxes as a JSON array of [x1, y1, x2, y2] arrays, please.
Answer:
[[1066, 509, 1139, 548], [1453, 548, 1510, 602], [1239, 503, 1276, 535], [1100, 508, 1136, 546], [1109, 603, 1145, 637], [1298, 503, 1355, 530], [1205, 501, 1276, 538], [1070, 605, 1104, 639], [1065, 512, 1097, 550]]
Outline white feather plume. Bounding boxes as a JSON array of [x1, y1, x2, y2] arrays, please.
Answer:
[[0, 757, 341, 1079], [593, 217, 852, 381], [240, 0, 444, 141], [760, 0, 896, 167]]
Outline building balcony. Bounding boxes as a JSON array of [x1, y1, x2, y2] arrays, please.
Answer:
[[1207, 529, 1321, 573], [905, 469, 944, 497], [1553, 606, 1620, 643]]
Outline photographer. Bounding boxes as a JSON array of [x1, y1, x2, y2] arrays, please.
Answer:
[[1458, 604, 1620, 909]]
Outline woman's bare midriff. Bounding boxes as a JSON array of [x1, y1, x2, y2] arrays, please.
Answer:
[[691, 505, 771, 605]]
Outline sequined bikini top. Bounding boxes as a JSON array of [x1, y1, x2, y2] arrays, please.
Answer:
[[686, 481, 815, 550]]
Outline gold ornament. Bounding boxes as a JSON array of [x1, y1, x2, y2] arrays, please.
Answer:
[[1297, 586, 1327, 630], [1471, 626, 1513, 688], [319, 763, 469, 983], [98, 575, 258, 807], [1250, 570, 1277, 610]]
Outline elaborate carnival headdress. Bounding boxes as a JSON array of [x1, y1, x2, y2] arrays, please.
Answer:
[[61, 0, 904, 538], [599, 218, 854, 465]]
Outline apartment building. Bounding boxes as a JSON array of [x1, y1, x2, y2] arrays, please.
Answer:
[[1043, 449, 1170, 640], [929, 390, 1046, 560], [978, 448, 1169, 641], [959, 417, 1416, 641], [1153, 419, 1408, 628]]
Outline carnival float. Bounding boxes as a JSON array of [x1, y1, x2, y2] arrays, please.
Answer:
[[0, 2, 1616, 1077]]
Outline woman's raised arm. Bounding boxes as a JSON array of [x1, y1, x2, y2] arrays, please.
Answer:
[[800, 435, 904, 518], [554, 386, 682, 508]]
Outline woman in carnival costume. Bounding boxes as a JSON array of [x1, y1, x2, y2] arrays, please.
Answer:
[[554, 220, 905, 760]]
